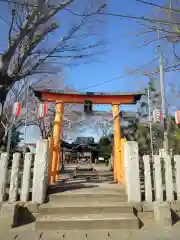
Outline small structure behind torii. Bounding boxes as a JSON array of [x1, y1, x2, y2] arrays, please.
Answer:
[[33, 88, 143, 185]]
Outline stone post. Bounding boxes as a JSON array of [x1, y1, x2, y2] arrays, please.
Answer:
[[154, 202, 172, 227], [9, 153, 21, 203], [164, 154, 174, 201], [154, 155, 163, 201], [20, 153, 33, 202], [32, 140, 49, 204], [159, 148, 173, 158], [159, 148, 165, 158], [120, 138, 126, 185], [124, 141, 141, 202], [143, 155, 152, 202], [174, 155, 180, 200], [48, 137, 53, 185], [0, 153, 8, 202]]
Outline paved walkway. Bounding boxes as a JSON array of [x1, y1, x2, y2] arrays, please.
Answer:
[[1, 220, 180, 240], [1, 229, 180, 240]]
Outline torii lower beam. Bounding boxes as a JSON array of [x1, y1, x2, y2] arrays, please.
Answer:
[[32, 89, 143, 184]]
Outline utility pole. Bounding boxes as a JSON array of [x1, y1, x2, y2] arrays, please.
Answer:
[[159, 51, 168, 151], [147, 84, 154, 160], [156, 7, 168, 151]]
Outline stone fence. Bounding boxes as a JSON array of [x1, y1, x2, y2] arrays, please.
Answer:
[[1, 139, 179, 207], [0, 140, 49, 204], [124, 141, 180, 203]]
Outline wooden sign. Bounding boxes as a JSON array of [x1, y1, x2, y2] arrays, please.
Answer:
[[153, 108, 163, 123], [84, 100, 92, 114]]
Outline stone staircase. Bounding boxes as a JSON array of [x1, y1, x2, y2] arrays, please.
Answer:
[[35, 180, 140, 231]]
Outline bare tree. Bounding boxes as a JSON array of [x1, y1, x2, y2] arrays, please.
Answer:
[[0, 0, 106, 107], [97, 0, 180, 72], [0, 72, 86, 147], [77, 113, 113, 139]]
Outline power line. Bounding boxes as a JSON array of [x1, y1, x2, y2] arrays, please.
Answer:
[[77, 58, 157, 92], [31, 58, 157, 131], [0, 15, 11, 27], [61, 58, 157, 128]]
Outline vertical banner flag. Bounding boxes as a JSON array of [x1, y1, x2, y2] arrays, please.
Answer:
[[175, 111, 180, 125], [153, 108, 163, 123], [13, 102, 21, 117], [38, 103, 48, 119]]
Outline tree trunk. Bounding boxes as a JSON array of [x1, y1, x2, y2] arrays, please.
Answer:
[[0, 85, 9, 147], [0, 73, 11, 147], [0, 72, 12, 107], [0, 86, 9, 107], [0, 128, 5, 148]]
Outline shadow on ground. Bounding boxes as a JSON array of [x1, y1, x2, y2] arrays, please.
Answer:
[[171, 209, 180, 225], [16, 206, 36, 227], [48, 167, 114, 195], [133, 207, 144, 229], [48, 178, 114, 195], [48, 181, 99, 195]]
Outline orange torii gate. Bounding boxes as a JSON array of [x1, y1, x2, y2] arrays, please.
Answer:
[[33, 89, 143, 185]]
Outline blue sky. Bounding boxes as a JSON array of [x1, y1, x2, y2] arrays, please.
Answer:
[[65, 0, 166, 111], [0, 0, 178, 142], [67, 0, 153, 92]]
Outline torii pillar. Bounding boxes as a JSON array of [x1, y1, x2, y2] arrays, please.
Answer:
[[112, 104, 121, 183], [51, 102, 64, 183]]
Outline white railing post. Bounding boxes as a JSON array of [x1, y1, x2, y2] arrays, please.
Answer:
[[164, 154, 174, 201], [143, 155, 152, 202], [154, 155, 163, 201], [124, 141, 141, 202], [9, 153, 21, 203], [32, 140, 49, 204], [0, 153, 8, 202], [159, 149, 165, 158], [20, 153, 33, 202], [174, 155, 180, 200]]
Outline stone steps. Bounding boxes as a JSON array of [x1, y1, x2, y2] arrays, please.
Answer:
[[48, 184, 126, 195], [35, 213, 139, 230], [49, 192, 128, 203], [39, 202, 134, 215], [35, 174, 139, 231]]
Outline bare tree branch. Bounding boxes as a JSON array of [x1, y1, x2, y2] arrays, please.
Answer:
[[0, 0, 106, 109], [136, 0, 179, 14], [173, 43, 180, 60]]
